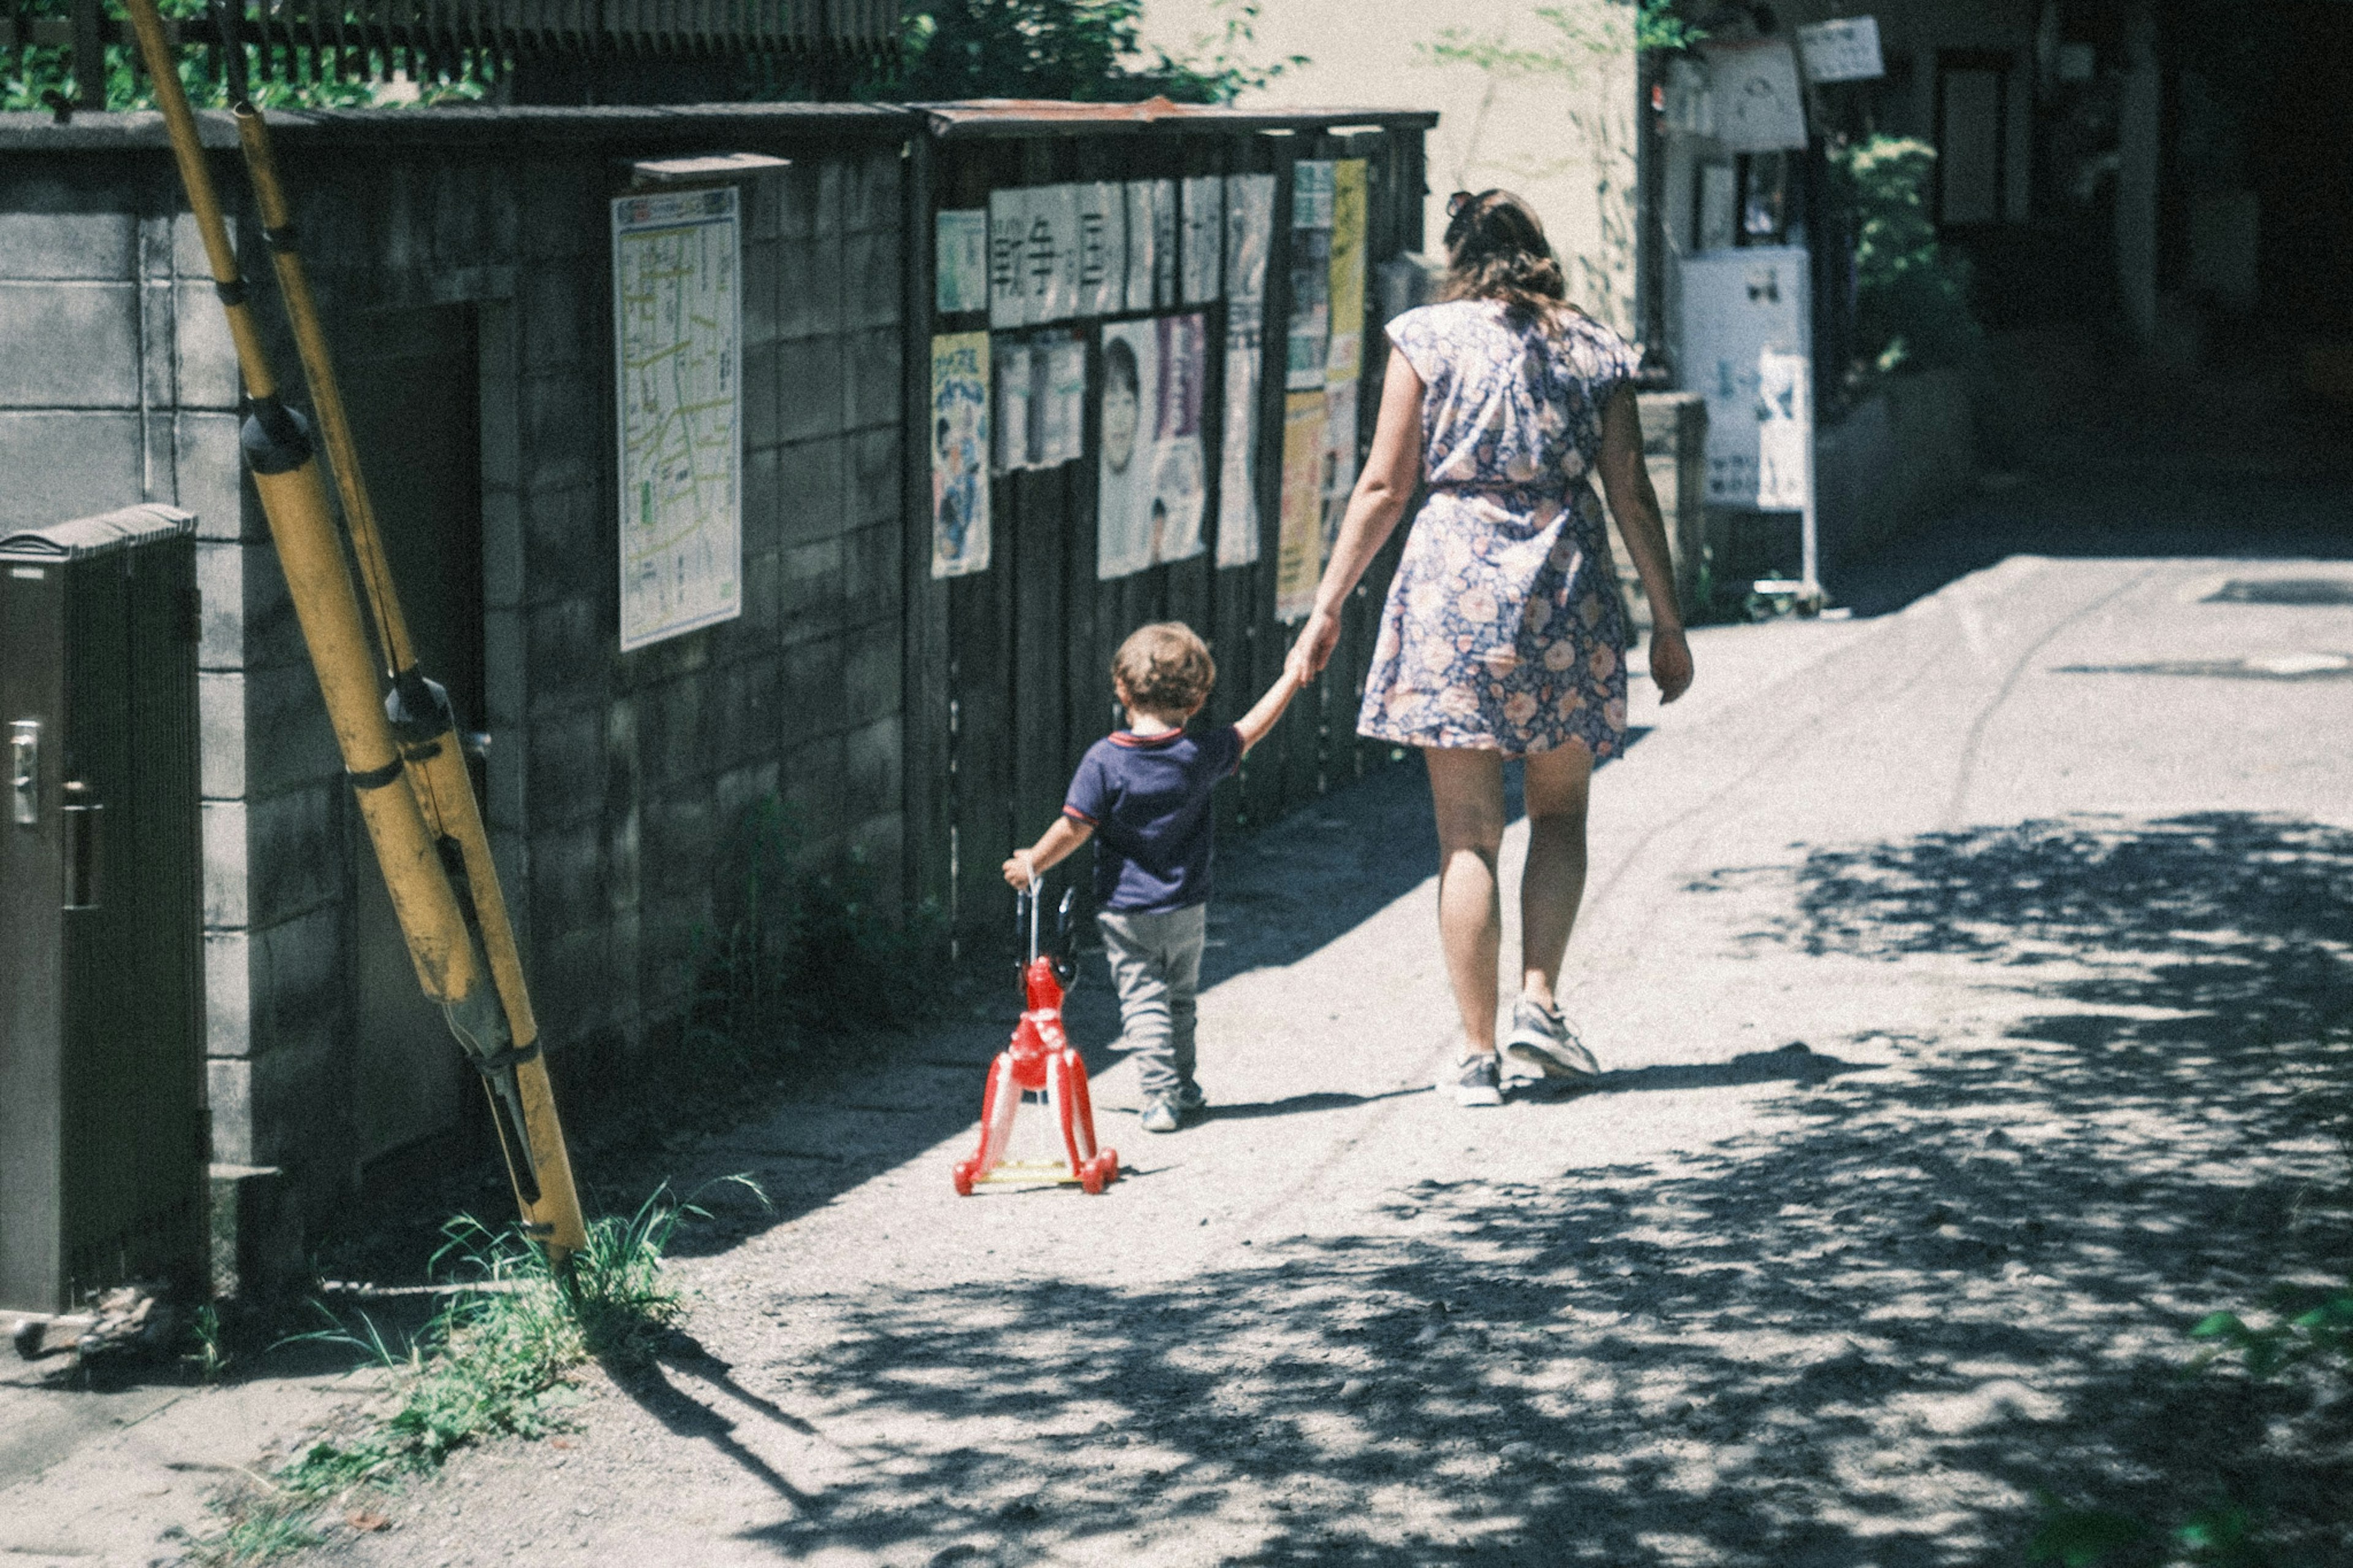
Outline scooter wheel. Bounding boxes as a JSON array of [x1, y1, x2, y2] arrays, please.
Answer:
[[1094, 1152, 1120, 1189], [952, 1162, 976, 1197], [1079, 1161, 1107, 1195]]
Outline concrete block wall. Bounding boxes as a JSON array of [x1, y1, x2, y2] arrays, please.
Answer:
[[0, 107, 915, 1240]]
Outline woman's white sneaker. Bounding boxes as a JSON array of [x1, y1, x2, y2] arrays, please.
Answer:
[[1452, 1051, 1504, 1106], [1504, 998, 1602, 1080]]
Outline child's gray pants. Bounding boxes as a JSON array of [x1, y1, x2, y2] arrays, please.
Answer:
[[1097, 903, 1207, 1102]]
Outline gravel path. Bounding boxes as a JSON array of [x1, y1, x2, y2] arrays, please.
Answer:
[[279, 521, 2353, 1566]]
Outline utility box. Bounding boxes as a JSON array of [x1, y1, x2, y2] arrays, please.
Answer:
[[0, 504, 205, 1316]]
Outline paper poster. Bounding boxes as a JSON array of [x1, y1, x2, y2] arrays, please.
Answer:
[[1181, 174, 1224, 305], [1707, 40, 1809, 152], [1677, 246, 1811, 505], [1076, 181, 1126, 318], [930, 332, 991, 578], [1796, 15, 1884, 82], [613, 187, 741, 652], [995, 330, 1088, 472], [1275, 390, 1327, 621], [1216, 304, 1264, 568], [936, 210, 990, 314], [1125, 180, 1178, 312], [1756, 349, 1813, 510], [1097, 314, 1208, 579], [1224, 173, 1276, 305], [1325, 161, 1369, 384], [1039, 333, 1088, 468], [1320, 379, 1358, 559], [987, 187, 1029, 327], [1292, 159, 1335, 229]]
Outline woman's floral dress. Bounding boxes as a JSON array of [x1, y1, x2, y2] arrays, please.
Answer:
[[1357, 300, 1642, 759]]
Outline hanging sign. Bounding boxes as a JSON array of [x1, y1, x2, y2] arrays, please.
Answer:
[[1796, 16, 1884, 83], [936, 209, 990, 314], [613, 187, 741, 652], [1707, 40, 1809, 152], [930, 333, 991, 578]]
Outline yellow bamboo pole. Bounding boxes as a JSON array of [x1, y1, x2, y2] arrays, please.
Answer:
[[229, 104, 583, 1256], [123, 0, 585, 1257]]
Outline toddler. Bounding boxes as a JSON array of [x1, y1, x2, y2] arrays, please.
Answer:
[[1003, 623, 1301, 1132]]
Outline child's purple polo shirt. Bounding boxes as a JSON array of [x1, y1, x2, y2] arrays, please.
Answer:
[[1061, 724, 1244, 914]]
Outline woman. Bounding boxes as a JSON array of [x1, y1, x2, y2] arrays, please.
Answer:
[[1287, 189, 1694, 1106]]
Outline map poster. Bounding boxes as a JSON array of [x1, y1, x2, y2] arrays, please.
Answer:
[[1275, 389, 1327, 621], [1097, 314, 1208, 579], [936, 209, 990, 314], [1181, 174, 1224, 305], [613, 187, 742, 653], [1224, 173, 1276, 305], [930, 332, 991, 578], [1325, 161, 1369, 384], [1216, 302, 1264, 568]]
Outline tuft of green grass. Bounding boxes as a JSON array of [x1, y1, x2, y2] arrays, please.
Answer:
[[187, 1178, 761, 1564]]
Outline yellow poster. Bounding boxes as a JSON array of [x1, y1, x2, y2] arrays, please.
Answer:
[[1324, 160, 1369, 383], [1275, 390, 1328, 623]]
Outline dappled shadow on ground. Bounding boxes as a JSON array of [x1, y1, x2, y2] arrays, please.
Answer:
[[648, 812, 2353, 1565]]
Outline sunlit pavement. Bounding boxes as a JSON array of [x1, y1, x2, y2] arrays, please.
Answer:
[[298, 485, 2353, 1567], [7, 476, 2351, 1567]]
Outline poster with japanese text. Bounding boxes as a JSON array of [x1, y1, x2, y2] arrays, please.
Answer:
[[1125, 180, 1178, 312], [1181, 174, 1224, 305], [1216, 303, 1264, 568], [1286, 161, 1335, 390], [1275, 390, 1327, 620], [1324, 161, 1369, 383], [988, 185, 1084, 327], [1097, 314, 1208, 579], [1075, 182, 1126, 318], [1320, 380, 1358, 561], [1224, 173, 1276, 305], [936, 210, 990, 314], [930, 332, 991, 578]]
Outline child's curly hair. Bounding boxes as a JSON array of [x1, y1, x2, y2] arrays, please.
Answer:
[[1112, 622, 1216, 718]]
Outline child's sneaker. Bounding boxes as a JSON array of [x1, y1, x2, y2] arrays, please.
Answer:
[[1450, 1052, 1503, 1107], [1175, 1079, 1208, 1115], [1504, 997, 1601, 1080], [1140, 1096, 1182, 1134]]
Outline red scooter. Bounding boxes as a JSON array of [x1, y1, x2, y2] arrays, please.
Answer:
[[951, 879, 1120, 1196]]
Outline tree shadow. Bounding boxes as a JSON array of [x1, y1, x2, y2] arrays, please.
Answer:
[[635, 811, 2353, 1564]]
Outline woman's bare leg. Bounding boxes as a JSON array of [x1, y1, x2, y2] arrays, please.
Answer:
[[1518, 741, 1595, 1009], [1423, 748, 1507, 1054]]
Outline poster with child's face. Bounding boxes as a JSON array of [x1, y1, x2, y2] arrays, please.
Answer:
[[1097, 314, 1207, 580]]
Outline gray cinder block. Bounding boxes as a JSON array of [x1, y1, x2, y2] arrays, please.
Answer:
[[0, 281, 139, 407], [0, 411, 142, 532], [0, 210, 135, 279]]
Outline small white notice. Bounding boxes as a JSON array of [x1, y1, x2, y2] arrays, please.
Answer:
[[1756, 349, 1813, 510], [1796, 16, 1884, 83], [613, 187, 741, 653]]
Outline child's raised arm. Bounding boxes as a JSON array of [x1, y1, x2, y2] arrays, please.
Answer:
[[1232, 665, 1305, 756], [1003, 813, 1093, 889]]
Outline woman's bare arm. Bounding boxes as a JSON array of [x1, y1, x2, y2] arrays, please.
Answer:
[[1287, 347, 1425, 681], [1596, 385, 1694, 703]]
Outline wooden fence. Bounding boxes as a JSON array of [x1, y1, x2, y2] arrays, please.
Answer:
[[900, 105, 1436, 944]]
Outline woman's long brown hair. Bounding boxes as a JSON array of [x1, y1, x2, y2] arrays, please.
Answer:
[[1438, 189, 1578, 331]]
